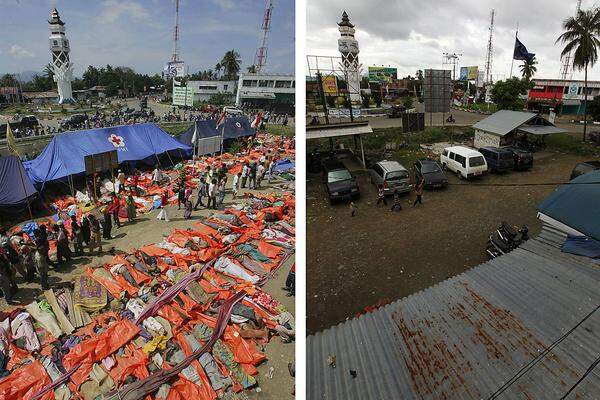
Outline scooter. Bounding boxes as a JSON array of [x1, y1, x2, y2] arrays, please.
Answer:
[[486, 222, 529, 259]]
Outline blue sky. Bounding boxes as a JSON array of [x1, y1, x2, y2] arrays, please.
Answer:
[[0, 0, 295, 78]]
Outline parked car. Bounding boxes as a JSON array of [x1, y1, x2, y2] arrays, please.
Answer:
[[413, 159, 448, 189], [440, 146, 488, 179], [223, 106, 243, 115], [19, 115, 39, 129], [60, 113, 88, 129], [478, 146, 514, 173], [504, 146, 533, 171], [570, 161, 600, 180], [323, 159, 360, 203], [386, 105, 406, 118], [369, 160, 411, 195]]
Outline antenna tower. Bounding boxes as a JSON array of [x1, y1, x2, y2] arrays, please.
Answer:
[[559, 0, 582, 80], [171, 0, 180, 62], [253, 0, 273, 73], [443, 52, 462, 81], [484, 9, 495, 84]]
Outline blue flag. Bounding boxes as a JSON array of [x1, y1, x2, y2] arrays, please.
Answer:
[[513, 37, 535, 62]]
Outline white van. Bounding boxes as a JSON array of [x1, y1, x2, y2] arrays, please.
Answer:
[[440, 146, 488, 179]]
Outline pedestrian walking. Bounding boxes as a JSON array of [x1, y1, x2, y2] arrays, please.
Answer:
[[194, 177, 207, 210], [232, 172, 241, 199], [376, 185, 388, 206], [88, 215, 103, 255], [126, 193, 137, 222], [390, 190, 403, 212], [156, 191, 170, 222], [413, 178, 424, 207], [241, 163, 249, 188], [208, 178, 218, 209]]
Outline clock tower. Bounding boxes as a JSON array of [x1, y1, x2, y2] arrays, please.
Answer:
[[48, 8, 74, 104], [338, 11, 361, 104]]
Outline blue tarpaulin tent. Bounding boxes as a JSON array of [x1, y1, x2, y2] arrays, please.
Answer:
[[538, 170, 600, 241], [24, 123, 191, 185], [178, 116, 255, 146], [0, 156, 37, 207]]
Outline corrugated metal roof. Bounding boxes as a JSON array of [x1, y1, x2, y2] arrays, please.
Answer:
[[472, 110, 537, 136], [307, 226, 600, 400], [518, 125, 567, 135]]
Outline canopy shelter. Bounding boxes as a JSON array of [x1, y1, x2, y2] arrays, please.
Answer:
[[24, 123, 191, 186], [306, 122, 373, 167], [537, 170, 600, 241], [0, 155, 37, 208], [472, 110, 566, 148], [178, 116, 255, 156]]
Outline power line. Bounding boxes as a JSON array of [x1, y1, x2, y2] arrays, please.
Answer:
[[486, 304, 600, 400], [559, 353, 600, 399]]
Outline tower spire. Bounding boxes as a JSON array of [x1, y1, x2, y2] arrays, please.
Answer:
[[48, 7, 74, 104], [253, 0, 274, 73], [484, 9, 495, 85]]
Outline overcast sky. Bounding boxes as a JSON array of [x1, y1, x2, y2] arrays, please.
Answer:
[[307, 0, 600, 81], [0, 0, 294, 78]]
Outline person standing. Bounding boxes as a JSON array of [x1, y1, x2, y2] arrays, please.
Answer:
[[70, 216, 84, 256], [177, 183, 186, 210], [156, 191, 170, 222], [267, 158, 276, 184], [241, 163, 249, 188], [376, 185, 388, 206], [54, 222, 72, 264], [256, 163, 265, 189], [208, 178, 218, 209], [34, 225, 54, 266], [110, 194, 122, 228], [152, 167, 163, 185], [0, 248, 17, 304], [102, 206, 113, 240], [232, 172, 241, 199], [413, 178, 424, 207], [88, 215, 102, 255], [194, 177, 207, 210], [126, 193, 137, 223], [248, 162, 257, 190], [349, 201, 358, 217], [183, 197, 193, 220], [390, 190, 403, 212], [81, 215, 91, 246], [217, 179, 226, 206], [116, 170, 126, 193]]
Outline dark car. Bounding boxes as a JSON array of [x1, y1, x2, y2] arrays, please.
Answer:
[[504, 146, 533, 171], [479, 146, 514, 173], [387, 105, 406, 118], [413, 159, 448, 189], [61, 113, 88, 129], [322, 159, 360, 204], [19, 115, 39, 129], [570, 161, 600, 180]]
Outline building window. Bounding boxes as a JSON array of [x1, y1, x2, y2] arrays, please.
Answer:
[[223, 85, 228, 91], [259, 80, 269, 87], [199, 86, 217, 90], [275, 80, 292, 88], [243, 80, 253, 87], [53, 40, 58, 46]]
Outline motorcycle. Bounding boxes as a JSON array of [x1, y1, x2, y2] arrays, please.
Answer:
[[486, 222, 529, 259]]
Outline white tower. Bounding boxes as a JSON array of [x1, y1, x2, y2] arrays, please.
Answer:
[[337, 11, 361, 104], [48, 8, 74, 104]]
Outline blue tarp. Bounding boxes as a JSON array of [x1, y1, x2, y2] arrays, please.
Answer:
[[24, 123, 191, 185], [274, 158, 295, 173], [0, 156, 38, 206], [178, 116, 255, 146], [538, 170, 600, 241], [561, 235, 600, 259]]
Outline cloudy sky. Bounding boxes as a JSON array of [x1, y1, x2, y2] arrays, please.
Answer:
[[0, 0, 294, 78], [307, 0, 600, 81]]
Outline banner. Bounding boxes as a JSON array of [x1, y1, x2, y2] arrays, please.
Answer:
[[459, 66, 479, 81], [164, 61, 186, 78], [368, 66, 397, 83], [321, 75, 338, 95], [172, 85, 194, 106]]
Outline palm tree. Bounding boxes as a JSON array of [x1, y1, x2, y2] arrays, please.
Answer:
[[556, 8, 600, 141], [520, 56, 538, 81], [220, 50, 241, 80], [214, 63, 222, 79], [247, 65, 257, 73]]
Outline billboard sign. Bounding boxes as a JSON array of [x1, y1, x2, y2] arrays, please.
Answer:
[[164, 61, 186, 78], [459, 66, 479, 81], [563, 84, 580, 99], [368, 66, 398, 83], [423, 69, 452, 113], [321, 75, 338, 95], [172, 85, 194, 106]]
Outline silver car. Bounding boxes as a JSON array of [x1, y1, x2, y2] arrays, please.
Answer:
[[369, 160, 411, 195]]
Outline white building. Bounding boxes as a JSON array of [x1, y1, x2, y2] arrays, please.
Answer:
[[48, 8, 74, 104], [187, 80, 236, 103], [235, 73, 295, 111]]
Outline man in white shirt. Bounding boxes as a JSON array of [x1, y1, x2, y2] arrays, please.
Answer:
[[208, 178, 218, 209], [232, 172, 241, 199], [256, 163, 265, 189], [241, 163, 249, 188]]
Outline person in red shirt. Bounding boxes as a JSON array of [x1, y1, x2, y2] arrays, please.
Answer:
[[156, 191, 170, 222], [110, 193, 121, 227]]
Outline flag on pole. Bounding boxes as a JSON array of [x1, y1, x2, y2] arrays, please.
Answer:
[[513, 37, 535, 62], [216, 112, 226, 129], [6, 122, 20, 157], [251, 112, 263, 129]]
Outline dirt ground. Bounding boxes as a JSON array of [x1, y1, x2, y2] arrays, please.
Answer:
[[3, 179, 295, 399], [307, 150, 591, 334]]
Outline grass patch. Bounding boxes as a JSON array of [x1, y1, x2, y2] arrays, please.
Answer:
[[158, 122, 193, 136], [266, 124, 294, 137], [546, 133, 600, 156]]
